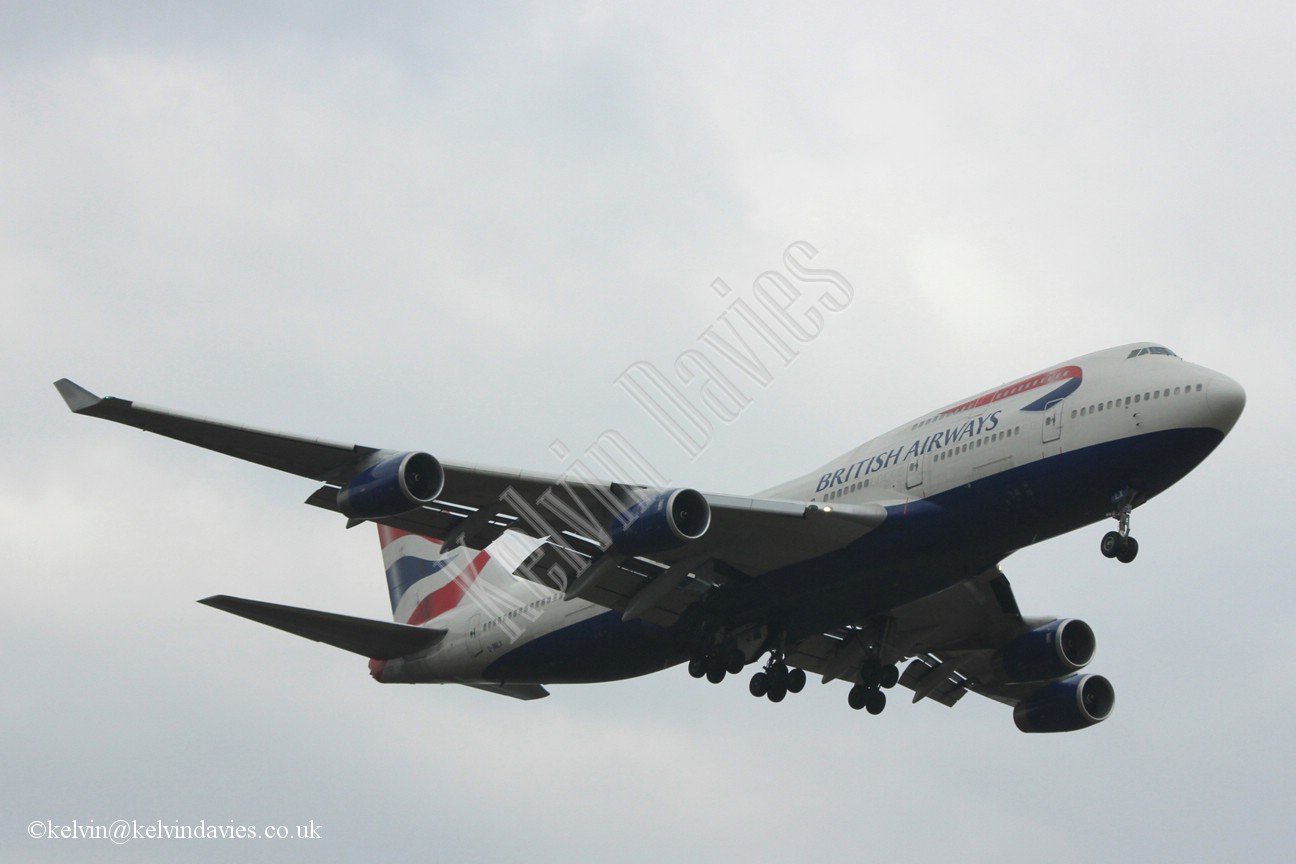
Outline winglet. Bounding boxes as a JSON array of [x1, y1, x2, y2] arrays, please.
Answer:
[[54, 379, 102, 413]]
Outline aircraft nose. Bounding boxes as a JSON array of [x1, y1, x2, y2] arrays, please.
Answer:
[[1205, 373, 1246, 435]]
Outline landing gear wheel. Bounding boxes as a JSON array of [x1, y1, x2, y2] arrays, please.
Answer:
[[705, 652, 727, 684], [726, 648, 745, 675], [764, 661, 789, 702], [787, 667, 806, 694], [1101, 531, 1122, 559], [1116, 535, 1139, 563], [880, 663, 899, 690], [865, 688, 887, 715], [848, 684, 868, 710], [688, 656, 707, 678], [749, 671, 768, 698]]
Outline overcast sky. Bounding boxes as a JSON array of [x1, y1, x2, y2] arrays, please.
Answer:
[[3, 2, 1293, 861]]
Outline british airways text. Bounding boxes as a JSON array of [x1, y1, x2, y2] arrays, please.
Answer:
[[815, 411, 1003, 493]]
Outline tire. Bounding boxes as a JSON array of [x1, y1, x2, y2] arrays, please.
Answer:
[[1101, 531, 1122, 559], [848, 685, 868, 710], [865, 688, 887, 715], [767, 662, 788, 692], [787, 667, 806, 694], [880, 664, 899, 690], [1117, 535, 1139, 563], [727, 648, 745, 675], [688, 656, 707, 678], [749, 671, 768, 698]]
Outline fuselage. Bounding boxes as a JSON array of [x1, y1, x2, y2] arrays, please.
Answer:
[[377, 343, 1245, 687]]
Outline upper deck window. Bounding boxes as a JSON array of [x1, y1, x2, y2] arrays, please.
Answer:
[[1127, 345, 1178, 359]]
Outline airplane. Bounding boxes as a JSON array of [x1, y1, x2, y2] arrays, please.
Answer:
[[54, 341, 1245, 732]]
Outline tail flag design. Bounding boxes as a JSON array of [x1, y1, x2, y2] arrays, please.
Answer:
[[377, 525, 491, 625]]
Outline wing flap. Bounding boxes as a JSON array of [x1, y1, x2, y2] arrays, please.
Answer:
[[198, 595, 445, 659]]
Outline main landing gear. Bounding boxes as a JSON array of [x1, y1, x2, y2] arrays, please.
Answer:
[[1101, 488, 1140, 564], [687, 643, 746, 684], [748, 652, 806, 703], [846, 658, 899, 715]]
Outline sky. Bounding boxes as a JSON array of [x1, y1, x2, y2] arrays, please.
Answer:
[[3, 1, 1293, 861]]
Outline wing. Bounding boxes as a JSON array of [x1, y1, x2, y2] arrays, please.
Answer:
[[56, 380, 889, 626]]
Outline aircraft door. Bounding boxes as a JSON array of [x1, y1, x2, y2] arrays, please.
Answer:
[[905, 455, 923, 490], [1042, 399, 1064, 444], [468, 614, 483, 657]]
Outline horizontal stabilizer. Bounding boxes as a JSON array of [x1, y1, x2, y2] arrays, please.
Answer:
[[198, 595, 445, 659], [461, 682, 551, 700]]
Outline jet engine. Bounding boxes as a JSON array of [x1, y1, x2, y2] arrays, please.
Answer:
[[337, 451, 443, 519], [996, 618, 1095, 683], [1013, 674, 1115, 733], [610, 488, 710, 556]]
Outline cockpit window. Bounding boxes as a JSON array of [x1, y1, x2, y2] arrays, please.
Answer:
[[1127, 346, 1178, 359]]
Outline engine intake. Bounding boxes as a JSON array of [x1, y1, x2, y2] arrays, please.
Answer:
[[1013, 674, 1115, 733], [338, 451, 444, 519], [996, 618, 1095, 683], [610, 488, 710, 556]]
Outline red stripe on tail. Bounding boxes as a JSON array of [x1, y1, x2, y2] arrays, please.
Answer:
[[404, 550, 492, 625]]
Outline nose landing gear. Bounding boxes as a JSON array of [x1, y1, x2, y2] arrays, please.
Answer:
[[1101, 488, 1140, 563]]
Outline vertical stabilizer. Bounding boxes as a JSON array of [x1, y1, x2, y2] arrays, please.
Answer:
[[377, 525, 554, 626], [377, 525, 453, 617]]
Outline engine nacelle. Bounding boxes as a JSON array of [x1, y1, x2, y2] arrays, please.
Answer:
[[337, 451, 443, 519], [1013, 674, 1115, 733], [610, 488, 710, 556], [996, 618, 1095, 683]]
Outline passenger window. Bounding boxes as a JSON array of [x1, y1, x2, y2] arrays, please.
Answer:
[[1134, 394, 1140, 403]]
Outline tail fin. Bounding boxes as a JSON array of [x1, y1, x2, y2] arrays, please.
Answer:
[[377, 524, 552, 626], [378, 524, 504, 626]]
